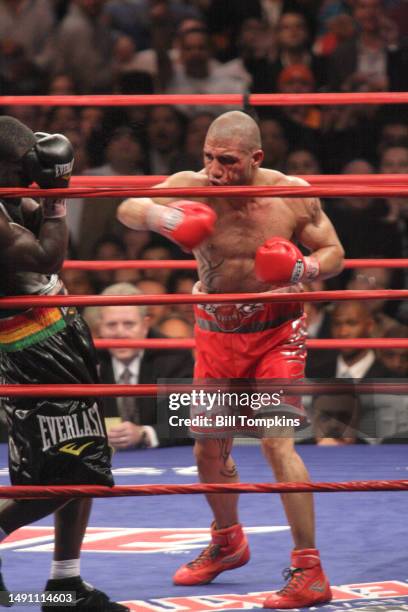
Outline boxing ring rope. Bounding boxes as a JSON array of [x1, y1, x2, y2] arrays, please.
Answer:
[[1, 94, 406, 510], [69, 174, 408, 187], [1, 375, 406, 500], [0, 480, 407, 500], [0, 289, 407, 309], [2, 92, 408, 107], [1, 382, 406, 397], [63, 259, 408, 270], [2, 185, 408, 198], [92, 338, 408, 350], [65, 260, 198, 270]]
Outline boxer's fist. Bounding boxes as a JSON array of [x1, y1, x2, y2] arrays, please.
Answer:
[[255, 237, 319, 285], [22, 132, 74, 188], [150, 200, 216, 250]]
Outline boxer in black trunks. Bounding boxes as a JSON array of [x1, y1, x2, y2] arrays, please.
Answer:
[[0, 116, 128, 611]]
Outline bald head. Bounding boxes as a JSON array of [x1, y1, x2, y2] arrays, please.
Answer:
[[331, 301, 374, 359], [206, 111, 261, 152]]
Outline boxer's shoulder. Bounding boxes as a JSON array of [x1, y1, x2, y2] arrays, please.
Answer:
[[161, 170, 208, 187], [275, 172, 310, 188], [261, 169, 319, 222], [253, 167, 309, 187]]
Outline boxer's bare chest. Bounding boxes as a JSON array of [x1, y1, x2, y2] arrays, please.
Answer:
[[195, 196, 298, 293]]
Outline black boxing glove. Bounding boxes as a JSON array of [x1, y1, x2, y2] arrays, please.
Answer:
[[22, 132, 74, 188], [22, 132, 74, 218]]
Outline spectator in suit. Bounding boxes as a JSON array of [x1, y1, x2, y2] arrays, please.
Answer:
[[96, 283, 194, 450], [306, 301, 400, 442], [307, 301, 392, 379]]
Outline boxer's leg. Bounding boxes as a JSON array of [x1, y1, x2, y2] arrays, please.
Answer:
[[53, 498, 93, 560], [174, 326, 250, 586], [256, 322, 331, 609], [255, 319, 313, 548], [195, 437, 239, 528], [193, 326, 241, 527], [0, 499, 67, 533], [260, 435, 315, 549]]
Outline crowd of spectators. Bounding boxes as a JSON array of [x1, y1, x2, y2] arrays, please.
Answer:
[[0, 0, 407, 445]]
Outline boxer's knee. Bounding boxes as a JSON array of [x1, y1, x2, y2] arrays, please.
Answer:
[[194, 438, 233, 467], [261, 434, 295, 464]]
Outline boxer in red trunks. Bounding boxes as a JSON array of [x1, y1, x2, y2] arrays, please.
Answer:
[[117, 110, 344, 609]]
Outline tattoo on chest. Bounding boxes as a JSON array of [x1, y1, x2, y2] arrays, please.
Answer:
[[197, 248, 225, 292]]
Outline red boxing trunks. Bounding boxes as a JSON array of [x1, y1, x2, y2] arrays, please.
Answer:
[[192, 283, 307, 437], [194, 282, 306, 379]]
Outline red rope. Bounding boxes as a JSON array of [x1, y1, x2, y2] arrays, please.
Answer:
[[2, 92, 408, 106], [0, 382, 406, 397], [344, 259, 408, 269], [64, 260, 198, 270], [2, 185, 408, 198], [93, 338, 408, 350], [95, 338, 193, 349], [69, 174, 408, 187], [0, 480, 407, 499], [72, 176, 166, 186], [0, 290, 407, 309], [62, 258, 408, 270]]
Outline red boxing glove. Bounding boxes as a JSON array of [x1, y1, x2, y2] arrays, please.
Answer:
[[255, 237, 320, 285], [147, 200, 216, 250]]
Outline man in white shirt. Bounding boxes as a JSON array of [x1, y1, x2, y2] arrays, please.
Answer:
[[95, 283, 194, 449]]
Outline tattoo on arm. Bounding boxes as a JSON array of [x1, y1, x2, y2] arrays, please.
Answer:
[[310, 199, 321, 225], [217, 439, 237, 479]]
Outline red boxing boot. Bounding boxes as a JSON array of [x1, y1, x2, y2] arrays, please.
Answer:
[[263, 548, 332, 609], [173, 523, 250, 586]]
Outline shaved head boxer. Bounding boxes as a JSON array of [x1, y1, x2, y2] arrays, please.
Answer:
[[118, 110, 344, 609]]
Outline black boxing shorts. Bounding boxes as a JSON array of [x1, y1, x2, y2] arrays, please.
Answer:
[[0, 306, 113, 486]]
